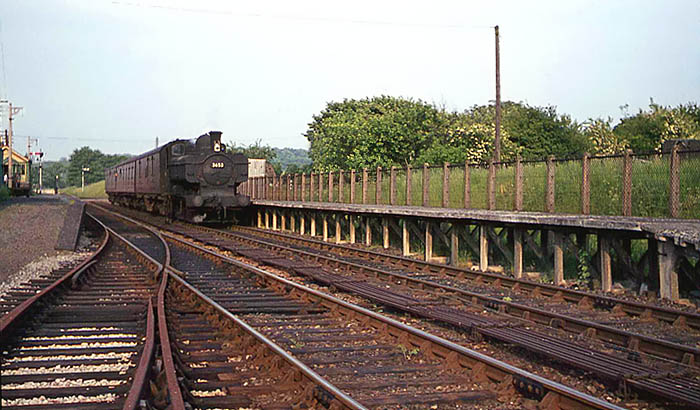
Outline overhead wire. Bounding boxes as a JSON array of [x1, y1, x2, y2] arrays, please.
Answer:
[[110, 1, 492, 30]]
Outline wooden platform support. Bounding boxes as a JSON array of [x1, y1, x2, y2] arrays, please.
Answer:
[[365, 217, 372, 246], [251, 201, 698, 301], [658, 241, 679, 300], [402, 219, 410, 256], [382, 217, 389, 249], [335, 216, 342, 244], [599, 236, 612, 292], [450, 224, 459, 266], [425, 221, 433, 261], [349, 215, 356, 244], [479, 226, 488, 271], [513, 228, 523, 278], [553, 233, 564, 285], [322, 214, 328, 241]]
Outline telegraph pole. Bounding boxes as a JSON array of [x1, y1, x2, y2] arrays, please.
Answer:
[[494, 25, 501, 164], [8, 102, 24, 189]]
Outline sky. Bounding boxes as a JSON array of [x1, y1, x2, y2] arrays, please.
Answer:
[[0, 0, 698, 161]]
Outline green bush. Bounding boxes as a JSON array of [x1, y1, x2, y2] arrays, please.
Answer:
[[0, 185, 9, 203]]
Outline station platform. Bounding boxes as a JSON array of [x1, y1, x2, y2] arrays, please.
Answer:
[[252, 200, 699, 250]]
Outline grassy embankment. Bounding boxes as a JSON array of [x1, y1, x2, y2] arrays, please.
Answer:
[[61, 180, 107, 199]]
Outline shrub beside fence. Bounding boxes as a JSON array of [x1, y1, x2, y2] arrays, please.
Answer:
[[244, 147, 700, 219]]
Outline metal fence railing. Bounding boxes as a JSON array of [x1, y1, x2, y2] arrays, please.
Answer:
[[241, 146, 700, 219]]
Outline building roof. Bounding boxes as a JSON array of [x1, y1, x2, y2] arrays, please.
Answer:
[[1, 145, 29, 164]]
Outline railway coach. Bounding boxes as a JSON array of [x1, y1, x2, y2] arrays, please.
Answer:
[[105, 131, 250, 223]]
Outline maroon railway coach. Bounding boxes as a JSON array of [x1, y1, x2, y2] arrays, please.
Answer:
[[105, 131, 250, 223]]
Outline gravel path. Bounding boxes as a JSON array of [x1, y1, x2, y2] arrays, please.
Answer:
[[0, 195, 80, 283]]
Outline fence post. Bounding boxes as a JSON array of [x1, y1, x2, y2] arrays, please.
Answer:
[[514, 156, 523, 211], [442, 162, 450, 208], [338, 170, 344, 203], [294, 174, 298, 201], [669, 144, 680, 218], [350, 170, 356, 204], [464, 161, 470, 208], [581, 153, 590, 215], [318, 172, 323, 202], [362, 168, 368, 204], [422, 163, 429, 207], [406, 165, 412, 206], [623, 149, 632, 216], [328, 171, 334, 202], [390, 166, 396, 205], [310, 173, 315, 201], [301, 174, 307, 202], [546, 155, 555, 212], [487, 160, 495, 210], [277, 175, 282, 201], [376, 167, 382, 205]]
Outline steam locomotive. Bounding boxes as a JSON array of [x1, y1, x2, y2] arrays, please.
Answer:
[[105, 131, 250, 223]]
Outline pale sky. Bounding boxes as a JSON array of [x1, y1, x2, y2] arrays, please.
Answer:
[[0, 0, 698, 160]]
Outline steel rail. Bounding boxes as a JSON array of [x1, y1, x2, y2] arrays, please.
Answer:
[[0, 213, 109, 344], [123, 298, 156, 410], [217, 226, 700, 367], [236, 225, 700, 328], [92, 203, 626, 409], [86, 210, 186, 410], [167, 266, 368, 410], [89, 203, 368, 409], [162, 231, 627, 410]]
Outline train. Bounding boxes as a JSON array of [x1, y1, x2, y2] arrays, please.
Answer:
[[105, 131, 250, 223]]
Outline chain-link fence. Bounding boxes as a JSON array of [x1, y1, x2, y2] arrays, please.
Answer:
[[247, 147, 700, 219]]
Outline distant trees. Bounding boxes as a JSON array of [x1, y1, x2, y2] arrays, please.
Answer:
[[305, 96, 589, 170], [67, 147, 129, 186], [305, 96, 700, 170], [613, 101, 700, 152], [305, 96, 447, 171]]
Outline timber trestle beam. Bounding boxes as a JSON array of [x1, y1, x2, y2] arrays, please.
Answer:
[[253, 201, 700, 301]]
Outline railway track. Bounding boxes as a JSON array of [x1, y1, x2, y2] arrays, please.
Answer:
[[226, 224, 700, 365], [89, 202, 636, 409], [0, 215, 162, 410], [90, 202, 700, 408], [166, 222, 700, 408]]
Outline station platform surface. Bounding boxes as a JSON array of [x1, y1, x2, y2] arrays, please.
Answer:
[[252, 200, 700, 250]]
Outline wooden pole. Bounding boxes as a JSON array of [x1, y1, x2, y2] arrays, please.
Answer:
[[622, 149, 632, 216], [669, 144, 680, 218], [406, 165, 412, 206], [422, 163, 429, 207], [442, 162, 450, 208], [581, 153, 590, 215], [546, 155, 555, 212], [494, 25, 501, 163], [514, 156, 523, 211], [390, 166, 396, 205], [464, 161, 471, 208], [376, 167, 382, 205]]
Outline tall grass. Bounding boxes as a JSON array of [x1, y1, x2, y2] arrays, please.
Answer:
[[261, 155, 700, 219], [61, 180, 107, 199]]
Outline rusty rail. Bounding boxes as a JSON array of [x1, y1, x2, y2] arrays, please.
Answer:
[[0, 214, 109, 344], [161, 231, 627, 410], [87, 210, 186, 410]]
